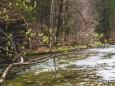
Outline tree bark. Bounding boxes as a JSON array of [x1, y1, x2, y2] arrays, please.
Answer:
[[56, 0, 63, 41]]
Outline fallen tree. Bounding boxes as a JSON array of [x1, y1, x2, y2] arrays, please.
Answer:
[[0, 40, 78, 86], [0, 27, 62, 85], [0, 49, 73, 85]]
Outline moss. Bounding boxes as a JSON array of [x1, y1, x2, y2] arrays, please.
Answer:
[[25, 46, 88, 56], [3, 69, 110, 86]]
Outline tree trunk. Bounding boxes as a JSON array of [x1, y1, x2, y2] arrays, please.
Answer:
[[56, 0, 63, 41]]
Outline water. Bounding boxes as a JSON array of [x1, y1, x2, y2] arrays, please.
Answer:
[[2, 45, 115, 86], [71, 46, 115, 81]]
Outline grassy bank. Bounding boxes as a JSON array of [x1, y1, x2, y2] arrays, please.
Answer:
[[25, 45, 88, 56]]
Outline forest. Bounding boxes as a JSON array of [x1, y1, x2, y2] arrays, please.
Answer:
[[0, 0, 115, 86]]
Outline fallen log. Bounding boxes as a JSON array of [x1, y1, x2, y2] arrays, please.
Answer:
[[0, 49, 78, 86], [0, 52, 63, 85]]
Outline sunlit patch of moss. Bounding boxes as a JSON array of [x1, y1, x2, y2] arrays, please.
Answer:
[[66, 64, 77, 68], [58, 60, 69, 64]]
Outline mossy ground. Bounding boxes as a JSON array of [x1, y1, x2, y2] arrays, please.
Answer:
[[3, 69, 115, 86], [25, 45, 87, 56]]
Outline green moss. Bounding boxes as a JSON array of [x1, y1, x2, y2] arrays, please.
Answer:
[[25, 46, 88, 56], [58, 60, 69, 64], [3, 69, 112, 86]]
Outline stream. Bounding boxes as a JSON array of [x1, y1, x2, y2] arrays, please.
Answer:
[[2, 45, 115, 86]]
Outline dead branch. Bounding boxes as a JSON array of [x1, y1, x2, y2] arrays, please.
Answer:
[[0, 53, 60, 85], [0, 64, 14, 85], [0, 50, 77, 85]]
